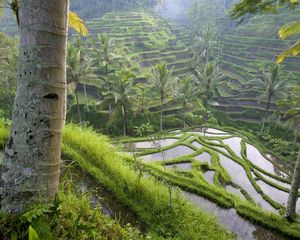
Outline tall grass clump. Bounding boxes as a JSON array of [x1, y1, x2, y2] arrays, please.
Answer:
[[0, 119, 9, 149], [62, 124, 233, 240]]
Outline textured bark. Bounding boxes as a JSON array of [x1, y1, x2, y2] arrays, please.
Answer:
[[286, 150, 300, 221], [1, 0, 69, 213]]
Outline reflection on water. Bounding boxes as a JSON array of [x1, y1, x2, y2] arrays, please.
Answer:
[[226, 185, 246, 200], [194, 152, 211, 165], [223, 137, 242, 157], [141, 145, 194, 162], [203, 170, 215, 185], [184, 192, 290, 240], [246, 144, 286, 177], [165, 162, 192, 171], [126, 139, 178, 149], [256, 171, 291, 190], [256, 180, 300, 213], [191, 141, 203, 149], [219, 154, 276, 212]]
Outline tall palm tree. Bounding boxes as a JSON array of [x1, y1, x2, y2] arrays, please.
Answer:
[[150, 62, 175, 131], [249, 64, 292, 134], [67, 42, 97, 123], [111, 70, 135, 136], [1, 0, 69, 213], [278, 87, 300, 220], [175, 76, 199, 128], [194, 62, 223, 120], [192, 28, 218, 65], [93, 33, 120, 114]]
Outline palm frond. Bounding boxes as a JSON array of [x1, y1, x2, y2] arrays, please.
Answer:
[[277, 40, 300, 63], [278, 21, 300, 40], [68, 11, 88, 37]]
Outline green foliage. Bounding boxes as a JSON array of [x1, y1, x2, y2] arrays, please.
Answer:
[[0, 119, 9, 149], [28, 226, 40, 240], [0, 33, 18, 118], [0, 191, 144, 240], [62, 124, 233, 239], [134, 123, 154, 136], [258, 132, 299, 161]]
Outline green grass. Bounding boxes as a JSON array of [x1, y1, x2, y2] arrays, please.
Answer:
[[0, 120, 233, 239], [119, 126, 300, 239], [62, 124, 234, 239]]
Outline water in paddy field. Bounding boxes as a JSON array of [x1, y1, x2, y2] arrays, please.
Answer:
[[165, 162, 192, 171], [67, 168, 143, 229], [132, 128, 299, 238], [223, 137, 242, 157], [225, 185, 246, 200], [194, 152, 211, 165], [219, 154, 276, 212], [203, 170, 215, 185], [125, 138, 178, 149], [141, 145, 194, 162], [184, 192, 290, 240], [191, 141, 203, 149], [245, 143, 287, 178]]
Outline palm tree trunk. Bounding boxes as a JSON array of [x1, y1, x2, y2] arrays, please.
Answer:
[[75, 83, 82, 124], [293, 125, 299, 147], [83, 83, 89, 113], [183, 102, 186, 129], [286, 150, 300, 221], [260, 94, 272, 134], [1, 0, 69, 213], [160, 95, 163, 131], [106, 64, 112, 115], [123, 102, 128, 136]]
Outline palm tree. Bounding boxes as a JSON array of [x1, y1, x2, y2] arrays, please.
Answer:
[[67, 43, 97, 123], [150, 62, 175, 131], [134, 83, 150, 114], [192, 28, 218, 65], [1, 0, 69, 213], [194, 62, 223, 120], [249, 64, 292, 134], [278, 87, 300, 220], [175, 76, 199, 128], [93, 33, 120, 114], [111, 70, 135, 136]]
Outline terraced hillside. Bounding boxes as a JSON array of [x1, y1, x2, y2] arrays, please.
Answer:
[[86, 11, 192, 79], [118, 126, 300, 239], [214, 12, 300, 125]]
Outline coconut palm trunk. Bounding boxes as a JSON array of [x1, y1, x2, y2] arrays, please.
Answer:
[[286, 150, 300, 221], [1, 0, 69, 213], [182, 102, 186, 129], [75, 82, 82, 123], [123, 102, 128, 136], [260, 93, 272, 134], [160, 92, 164, 131], [83, 83, 89, 113], [106, 64, 112, 115], [293, 125, 299, 146]]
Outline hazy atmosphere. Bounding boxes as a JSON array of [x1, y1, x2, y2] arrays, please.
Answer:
[[0, 0, 300, 239]]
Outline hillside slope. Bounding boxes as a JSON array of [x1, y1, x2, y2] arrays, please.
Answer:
[[213, 12, 300, 125]]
